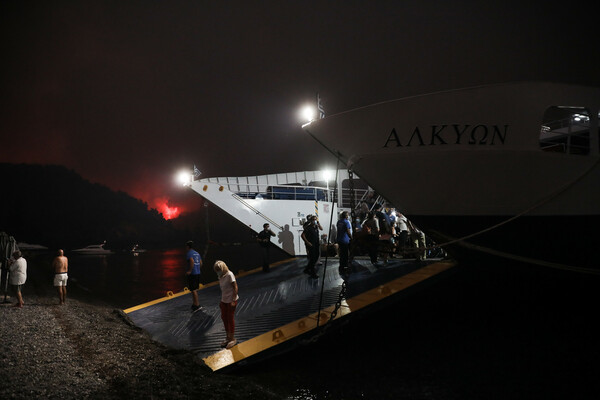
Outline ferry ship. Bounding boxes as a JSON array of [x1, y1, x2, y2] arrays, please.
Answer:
[[303, 82, 600, 271], [127, 82, 598, 372]]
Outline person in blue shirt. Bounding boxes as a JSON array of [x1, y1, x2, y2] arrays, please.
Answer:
[[336, 211, 353, 274], [185, 241, 203, 312]]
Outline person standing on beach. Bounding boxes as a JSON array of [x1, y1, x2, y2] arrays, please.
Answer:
[[8, 250, 27, 308], [213, 260, 239, 349], [52, 249, 69, 305], [257, 223, 276, 273], [185, 241, 203, 312]]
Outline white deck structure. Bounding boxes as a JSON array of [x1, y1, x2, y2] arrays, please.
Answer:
[[188, 170, 372, 256]]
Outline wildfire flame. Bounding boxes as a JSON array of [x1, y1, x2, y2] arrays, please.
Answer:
[[156, 199, 180, 220]]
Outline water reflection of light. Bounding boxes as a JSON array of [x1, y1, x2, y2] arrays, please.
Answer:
[[289, 388, 317, 400], [159, 249, 185, 290], [277, 281, 288, 301]]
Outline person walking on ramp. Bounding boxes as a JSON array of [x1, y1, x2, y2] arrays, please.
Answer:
[[185, 241, 203, 312], [336, 211, 353, 274], [214, 260, 239, 349]]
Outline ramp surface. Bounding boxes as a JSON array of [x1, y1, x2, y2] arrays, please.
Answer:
[[124, 257, 455, 371]]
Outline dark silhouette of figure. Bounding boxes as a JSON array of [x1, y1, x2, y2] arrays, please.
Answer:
[[301, 215, 320, 278], [278, 224, 295, 255], [257, 223, 276, 272]]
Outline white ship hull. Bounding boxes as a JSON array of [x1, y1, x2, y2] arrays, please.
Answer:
[[304, 82, 600, 269]]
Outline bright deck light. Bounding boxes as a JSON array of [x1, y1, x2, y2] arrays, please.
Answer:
[[177, 171, 192, 186], [301, 105, 316, 123], [322, 169, 333, 181]]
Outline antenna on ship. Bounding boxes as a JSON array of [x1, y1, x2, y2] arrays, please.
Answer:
[[301, 92, 325, 128], [316, 92, 325, 119]]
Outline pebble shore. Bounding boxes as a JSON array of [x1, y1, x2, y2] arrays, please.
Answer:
[[0, 268, 281, 399]]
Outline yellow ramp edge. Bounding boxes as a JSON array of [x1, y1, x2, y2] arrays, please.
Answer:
[[203, 260, 456, 371]]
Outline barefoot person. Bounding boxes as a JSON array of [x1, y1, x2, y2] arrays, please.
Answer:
[[52, 249, 69, 305], [8, 250, 27, 308], [213, 260, 239, 349]]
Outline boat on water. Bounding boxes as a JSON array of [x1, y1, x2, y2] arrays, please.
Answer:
[[16, 242, 48, 251], [303, 81, 600, 271], [131, 244, 146, 255], [72, 241, 114, 255]]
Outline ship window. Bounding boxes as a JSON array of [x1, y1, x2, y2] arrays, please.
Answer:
[[539, 107, 590, 155]]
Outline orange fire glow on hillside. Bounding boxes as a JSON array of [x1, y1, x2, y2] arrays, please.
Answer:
[[156, 200, 180, 220]]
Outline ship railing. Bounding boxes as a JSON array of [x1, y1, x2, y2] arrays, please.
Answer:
[[339, 188, 369, 209], [260, 185, 327, 201], [353, 190, 385, 210], [201, 172, 371, 207], [227, 183, 367, 205]]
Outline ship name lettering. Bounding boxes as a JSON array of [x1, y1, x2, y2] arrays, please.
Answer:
[[383, 124, 508, 147], [383, 128, 402, 147], [407, 127, 425, 146], [469, 124, 488, 144], [453, 124, 470, 144], [491, 125, 507, 145], [430, 125, 448, 145]]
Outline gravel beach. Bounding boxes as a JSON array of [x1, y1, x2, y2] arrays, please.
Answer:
[[6, 254, 600, 400], [0, 267, 282, 399]]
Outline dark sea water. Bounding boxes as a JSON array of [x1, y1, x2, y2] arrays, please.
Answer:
[[23, 244, 274, 309], [23, 247, 600, 399]]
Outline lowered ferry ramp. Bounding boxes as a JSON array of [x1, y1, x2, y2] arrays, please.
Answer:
[[123, 257, 456, 372]]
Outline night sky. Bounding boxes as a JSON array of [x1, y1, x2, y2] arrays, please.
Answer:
[[2, 1, 598, 218]]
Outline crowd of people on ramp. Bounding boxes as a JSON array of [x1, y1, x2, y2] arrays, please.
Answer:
[[350, 203, 432, 266], [299, 203, 445, 275]]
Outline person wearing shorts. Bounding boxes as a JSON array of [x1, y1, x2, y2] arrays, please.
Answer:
[[52, 249, 69, 305], [185, 241, 203, 312]]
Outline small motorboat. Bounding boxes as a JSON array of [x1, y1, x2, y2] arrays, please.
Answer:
[[17, 242, 49, 251], [72, 241, 114, 255], [131, 244, 146, 255]]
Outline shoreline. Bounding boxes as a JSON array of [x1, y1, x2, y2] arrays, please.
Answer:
[[0, 265, 282, 399], [5, 253, 600, 398]]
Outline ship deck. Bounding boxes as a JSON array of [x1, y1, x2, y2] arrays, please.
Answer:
[[123, 256, 456, 372]]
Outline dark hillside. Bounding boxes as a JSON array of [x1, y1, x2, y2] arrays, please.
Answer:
[[0, 163, 182, 249]]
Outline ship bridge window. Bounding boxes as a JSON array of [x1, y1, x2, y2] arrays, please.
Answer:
[[539, 106, 590, 155]]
